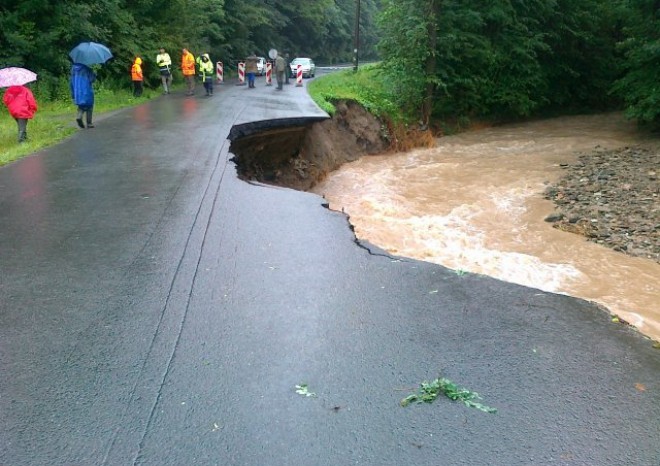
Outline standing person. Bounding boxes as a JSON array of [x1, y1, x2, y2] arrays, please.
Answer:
[[181, 48, 196, 96], [70, 63, 96, 128], [131, 57, 143, 97], [275, 53, 286, 91], [198, 53, 214, 96], [284, 53, 290, 85], [2, 84, 38, 143], [245, 53, 258, 88], [156, 47, 172, 94]]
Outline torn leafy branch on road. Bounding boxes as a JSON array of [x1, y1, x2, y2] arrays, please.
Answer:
[[400, 377, 497, 413], [295, 384, 316, 397]]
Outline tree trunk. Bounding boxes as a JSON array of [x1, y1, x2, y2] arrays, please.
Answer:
[[421, 0, 439, 128]]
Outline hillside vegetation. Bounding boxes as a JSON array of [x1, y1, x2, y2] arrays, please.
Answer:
[[1, 0, 658, 129]]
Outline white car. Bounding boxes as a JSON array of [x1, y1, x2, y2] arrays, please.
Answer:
[[289, 58, 315, 78], [256, 57, 266, 76]]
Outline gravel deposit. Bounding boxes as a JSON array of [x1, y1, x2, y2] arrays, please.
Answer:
[[544, 145, 659, 263]]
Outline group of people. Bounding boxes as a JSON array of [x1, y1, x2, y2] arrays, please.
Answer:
[[3, 47, 290, 144], [2, 46, 216, 143], [2, 57, 102, 142], [131, 47, 214, 97], [245, 53, 290, 90], [2, 61, 96, 143]]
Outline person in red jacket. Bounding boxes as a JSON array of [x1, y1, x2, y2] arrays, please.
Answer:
[[131, 57, 144, 97], [2, 84, 38, 143]]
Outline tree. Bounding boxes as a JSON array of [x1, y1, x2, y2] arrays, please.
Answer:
[[612, 0, 660, 127], [376, 0, 632, 123], [377, 0, 433, 118]]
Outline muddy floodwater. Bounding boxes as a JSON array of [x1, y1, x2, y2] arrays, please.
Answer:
[[312, 113, 660, 341]]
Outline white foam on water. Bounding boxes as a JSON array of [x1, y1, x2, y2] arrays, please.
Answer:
[[313, 114, 660, 340]]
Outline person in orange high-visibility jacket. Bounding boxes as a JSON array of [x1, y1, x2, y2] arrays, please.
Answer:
[[181, 48, 196, 96], [131, 57, 143, 97]]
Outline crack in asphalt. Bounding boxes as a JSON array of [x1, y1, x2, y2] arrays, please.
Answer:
[[130, 136, 233, 466]]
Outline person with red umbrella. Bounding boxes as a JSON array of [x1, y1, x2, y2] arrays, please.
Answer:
[[2, 84, 38, 143]]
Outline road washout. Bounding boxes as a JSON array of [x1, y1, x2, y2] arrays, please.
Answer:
[[228, 101, 388, 191], [228, 102, 660, 341]]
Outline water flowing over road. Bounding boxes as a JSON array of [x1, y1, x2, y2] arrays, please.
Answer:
[[313, 113, 660, 340]]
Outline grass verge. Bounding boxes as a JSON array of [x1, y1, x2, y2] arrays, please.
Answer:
[[308, 64, 436, 152], [0, 85, 163, 167], [308, 64, 401, 120]]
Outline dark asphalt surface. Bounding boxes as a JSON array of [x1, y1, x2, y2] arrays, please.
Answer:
[[1, 77, 658, 466]]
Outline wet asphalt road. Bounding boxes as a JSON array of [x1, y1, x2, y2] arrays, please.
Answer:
[[1, 77, 658, 466]]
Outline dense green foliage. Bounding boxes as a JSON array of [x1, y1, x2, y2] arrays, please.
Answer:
[[611, 0, 660, 126], [0, 0, 381, 99], [378, 0, 660, 127], [1, 0, 658, 128]]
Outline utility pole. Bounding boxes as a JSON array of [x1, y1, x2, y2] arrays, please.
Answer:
[[353, 0, 361, 72]]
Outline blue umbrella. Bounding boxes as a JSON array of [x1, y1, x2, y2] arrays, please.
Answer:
[[69, 42, 113, 66]]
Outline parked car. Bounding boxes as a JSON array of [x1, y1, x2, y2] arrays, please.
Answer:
[[256, 57, 266, 76], [289, 58, 315, 78]]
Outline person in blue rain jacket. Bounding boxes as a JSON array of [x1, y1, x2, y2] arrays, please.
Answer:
[[70, 63, 96, 128]]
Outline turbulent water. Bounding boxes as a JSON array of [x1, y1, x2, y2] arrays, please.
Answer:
[[312, 113, 660, 341]]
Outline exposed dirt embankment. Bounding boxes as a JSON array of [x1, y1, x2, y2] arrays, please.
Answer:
[[230, 102, 660, 264], [229, 101, 388, 191]]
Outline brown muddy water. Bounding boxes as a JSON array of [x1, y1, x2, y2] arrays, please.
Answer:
[[312, 113, 660, 341]]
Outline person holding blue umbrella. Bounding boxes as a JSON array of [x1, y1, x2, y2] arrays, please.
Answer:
[[70, 63, 96, 128], [69, 42, 113, 67], [68, 42, 112, 128]]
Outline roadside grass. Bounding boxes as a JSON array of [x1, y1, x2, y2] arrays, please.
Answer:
[[0, 85, 162, 167], [308, 64, 401, 121], [308, 65, 438, 152]]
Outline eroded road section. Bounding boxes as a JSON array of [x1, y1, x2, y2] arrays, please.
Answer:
[[1, 81, 658, 466]]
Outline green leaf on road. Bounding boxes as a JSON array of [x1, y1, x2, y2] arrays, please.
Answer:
[[400, 377, 497, 413], [295, 384, 316, 397]]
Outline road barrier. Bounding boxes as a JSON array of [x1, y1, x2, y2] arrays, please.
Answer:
[[296, 64, 303, 87], [237, 62, 245, 85], [265, 62, 272, 86], [216, 61, 223, 84]]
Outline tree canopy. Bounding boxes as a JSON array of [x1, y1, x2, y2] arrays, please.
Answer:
[[377, 0, 660, 127], [1, 0, 658, 127], [0, 0, 381, 96]]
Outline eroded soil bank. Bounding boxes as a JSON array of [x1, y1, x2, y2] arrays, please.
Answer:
[[229, 101, 388, 191], [230, 104, 659, 266]]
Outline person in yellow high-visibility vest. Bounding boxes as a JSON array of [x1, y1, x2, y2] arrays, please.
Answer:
[[156, 47, 172, 94], [181, 48, 196, 96], [198, 53, 214, 96]]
